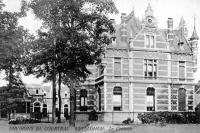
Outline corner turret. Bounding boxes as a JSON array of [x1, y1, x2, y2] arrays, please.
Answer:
[[190, 17, 199, 72]]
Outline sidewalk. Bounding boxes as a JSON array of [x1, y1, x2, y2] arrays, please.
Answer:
[[80, 121, 132, 133]]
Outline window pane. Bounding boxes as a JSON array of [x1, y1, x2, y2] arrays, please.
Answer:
[[84, 97, 87, 106], [148, 72, 153, 77], [113, 107, 121, 111], [148, 64, 152, 71], [150, 36, 154, 48], [113, 87, 122, 94], [144, 59, 157, 78], [81, 97, 85, 106], [153, 64, 157, 77], [188, 106, 193, 110], [178, 88, 186, 111], [149, 59, 153, 63], [146, 35, 150, 48], [154, 72, 157, 77], [179, 61, 185, 79], [179, 66, 185, 78], [153, 64, 157, 71], [113, 95, 122, 106], [114, 58, 121, 76], [147, 96, 154, 106], [144, 62, 147, 76]]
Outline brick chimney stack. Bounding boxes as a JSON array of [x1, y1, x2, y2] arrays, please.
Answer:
[[167, 18, 173, 41], [120, 13, 127, 42]]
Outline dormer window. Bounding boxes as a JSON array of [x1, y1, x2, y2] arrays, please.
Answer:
[[146, 35, 155, 48], [178, 41, 184, 50]]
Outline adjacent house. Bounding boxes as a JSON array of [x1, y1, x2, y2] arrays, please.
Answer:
[[26, 84, 70, 118]]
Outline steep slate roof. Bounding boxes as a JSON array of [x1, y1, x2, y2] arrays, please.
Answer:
[[109, 9, 142, 49], [159, 25, 192, 53], [170, 30, 192, 53], [110, 4, 196, 55]]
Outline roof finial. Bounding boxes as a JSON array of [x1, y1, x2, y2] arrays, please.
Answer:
[[145, 3, 153, 17], [191, 15, 199, 40]]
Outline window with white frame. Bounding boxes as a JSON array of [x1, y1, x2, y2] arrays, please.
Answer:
[[114, 57, 121, 76], [113, 87, 122, 111], [144, 59, 157, 78], [34, 102, 41, 113], [146, 87, 155, 111], [146, 35, 155, 48], [179, 61, 185, 81]]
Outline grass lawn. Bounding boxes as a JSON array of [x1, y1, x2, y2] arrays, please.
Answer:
[[0, 119, 89, 133], [114, 124, 200, 133]]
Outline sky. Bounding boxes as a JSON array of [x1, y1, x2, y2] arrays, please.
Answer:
[[1, 0, 200, 85]]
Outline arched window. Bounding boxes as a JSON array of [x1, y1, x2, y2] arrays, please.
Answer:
[[80, 89, 87, 111], [43, 104, 47, 117], [178, 88, 186, 111], [113, 87, 122, 111], [33, 102, 41, 113], [146, 87, 155, 111]]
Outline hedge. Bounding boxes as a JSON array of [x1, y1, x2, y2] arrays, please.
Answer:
[[138, 112, 200, 124]]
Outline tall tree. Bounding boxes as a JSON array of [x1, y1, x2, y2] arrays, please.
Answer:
[[0, 0, 31, 119], [26, 0, 118, 125]]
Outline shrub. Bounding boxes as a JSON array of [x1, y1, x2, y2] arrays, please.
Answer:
[[122, 117, 134, 125], [138, 112, 200, 125]]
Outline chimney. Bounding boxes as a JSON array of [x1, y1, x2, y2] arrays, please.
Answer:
[[120, 13, 127, 42], [167, 18, 173, 41]]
